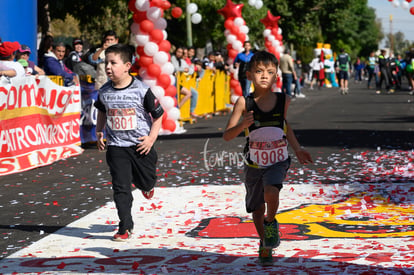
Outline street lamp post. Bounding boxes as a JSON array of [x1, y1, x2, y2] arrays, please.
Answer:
[[186, 0, 193, 47]]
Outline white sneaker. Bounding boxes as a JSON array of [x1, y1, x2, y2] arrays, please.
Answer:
[[296, 94, 306, 98]]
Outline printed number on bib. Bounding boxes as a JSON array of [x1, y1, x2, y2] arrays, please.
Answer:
[[249, 139, 288, 167], [107, 108, 137, 131]]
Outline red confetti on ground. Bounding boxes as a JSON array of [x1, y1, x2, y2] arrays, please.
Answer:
[[57, 262, 66, 269], [132, 261, 139, 270]]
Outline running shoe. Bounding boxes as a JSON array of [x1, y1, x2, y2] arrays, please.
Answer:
[[258, 241, 273, 266], [142, 188, 154, 200], [263, 219, 280, 248], [113, 230, 132, 242]]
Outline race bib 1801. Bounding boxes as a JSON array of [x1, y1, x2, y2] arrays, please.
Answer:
[[107, 108, 137, 131]]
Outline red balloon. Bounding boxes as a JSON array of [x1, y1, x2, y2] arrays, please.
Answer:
[[133, 10, 147, 24], [139, 55, 153, 68], [147, 63, 161, 78], [411, 7, 414, 15], [171, 7, 182, 18], [151, 0, 162, 7], [265, 40, 272, 49], [128, 0, 138, 13], [161, 1, 171, 10], [224, 19, 234, 30], [162, 119, 176, 132], [150, 29, 164, 43], [260, 10, 281, 29], [230, 25, 240, 36], [157, 74, 171, 89], [237, 32, 246, 42], [165, 85, 177, 97], [162, 112, 167, 122], [218, 0, 244, 19], [407, 0, 413, 3], [158, 40, 171, 52], [140, 20, 154, 33], [136, 46, 145, 56], [228, 48, 238, 59]]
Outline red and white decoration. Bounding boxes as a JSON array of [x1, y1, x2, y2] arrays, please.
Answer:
[[389, 0, 414, 15], [129, 0, 180, 134], [218, 0, 250, 103]]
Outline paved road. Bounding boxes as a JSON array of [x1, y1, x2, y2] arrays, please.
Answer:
[[0, 82, 413, 274]]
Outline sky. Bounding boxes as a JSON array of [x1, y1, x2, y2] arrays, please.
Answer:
[[368, 0, 414, 44]]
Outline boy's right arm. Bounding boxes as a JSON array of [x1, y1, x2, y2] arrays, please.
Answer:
[[223, 97, 253, 141], [96, 110, 107, 151]]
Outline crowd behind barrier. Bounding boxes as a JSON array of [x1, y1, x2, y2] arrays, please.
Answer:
[[177, 70, 231, 122]]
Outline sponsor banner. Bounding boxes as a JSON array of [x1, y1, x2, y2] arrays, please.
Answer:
[[0, 76, 82, 176], [2, 184, 413, 274]]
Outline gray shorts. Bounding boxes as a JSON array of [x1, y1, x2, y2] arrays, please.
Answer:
[[243, 158, 291, 213]]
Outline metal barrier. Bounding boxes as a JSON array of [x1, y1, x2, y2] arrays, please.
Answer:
[[176, 70, 231, 122]]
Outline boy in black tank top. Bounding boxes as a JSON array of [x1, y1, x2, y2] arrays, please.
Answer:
[[223, 51, 312, 265]]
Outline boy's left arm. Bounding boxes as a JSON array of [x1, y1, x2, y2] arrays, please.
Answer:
[[285, 121, 313, 165]]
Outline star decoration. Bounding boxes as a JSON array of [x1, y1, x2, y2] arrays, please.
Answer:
[[260, 10, 281, 29], [217, 0, 244, 19]]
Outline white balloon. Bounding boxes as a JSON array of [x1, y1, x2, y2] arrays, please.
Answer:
[[160, 96, 175, 111], [167, 107, 181, 120], [151, 85, 165, 99], [245, 34, 250, 42], [162, 30, 168, 40], [248, 0, 257, 6], [135, 34, 149, 46], [240, 25, 249, 34], [272, 40, 280, 47], [402, 1, 409, 9], [226, 34, 237, 44], [153, 51, 169, 65], [234, 17, 245, 27], [255, 0, 263, 9], [161, 62, 175, 75], [232, 40, 243, 52], [268, 34, 276, 42], [143, 78, 157, 87], [135, 0, 150, 11], [263, 29, 271, 37], [154, 18, 167, 30], [392, 0, 400, 8], [170, 75, 176, 86], [224, 30, 230, 36], [186, 3, 198, 14], [144, 42, 159, 56], [147, 6, 161, 22], [191, 13, 202, 24], [278, 28, 282, 35]]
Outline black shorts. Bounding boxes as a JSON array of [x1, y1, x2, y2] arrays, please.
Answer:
[[106, 145, 157, 192], [338, 70, 349, 80], [243, 158, 290, 213]]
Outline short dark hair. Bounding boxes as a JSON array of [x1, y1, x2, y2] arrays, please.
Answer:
[[103, 30, 118, 42], [105, 44, 132, 64], [246, 51, 278, 72], [53, 42, 66, 49]]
